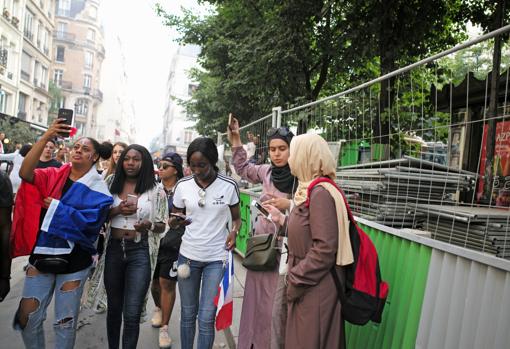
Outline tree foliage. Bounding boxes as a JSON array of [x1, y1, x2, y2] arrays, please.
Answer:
[[157, 0, 471, 136]]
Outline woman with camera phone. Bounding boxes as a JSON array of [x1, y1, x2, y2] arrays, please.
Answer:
[[104, 144, 168, 349], [12, 119, 113, 349], [227, 115, 295, 349]]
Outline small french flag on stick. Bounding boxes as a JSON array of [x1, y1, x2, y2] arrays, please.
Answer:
[[214, 250, 234, 330]]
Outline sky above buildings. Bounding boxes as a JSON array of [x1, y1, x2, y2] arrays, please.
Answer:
[[100, 0, 202, 145]]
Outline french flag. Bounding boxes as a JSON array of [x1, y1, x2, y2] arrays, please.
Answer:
[[214, 250, 234, 330]]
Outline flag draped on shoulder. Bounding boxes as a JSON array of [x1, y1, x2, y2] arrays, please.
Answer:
[[214, 250, 234, 331], [34, 165, 113, 255], [11, 163, 113, 257]]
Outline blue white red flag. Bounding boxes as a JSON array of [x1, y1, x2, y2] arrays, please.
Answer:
[[214, 250, 234, 330], [33, 165, 113, 256]]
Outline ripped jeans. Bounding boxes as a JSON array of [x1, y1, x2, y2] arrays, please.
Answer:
[[13, 265, 91, 349]]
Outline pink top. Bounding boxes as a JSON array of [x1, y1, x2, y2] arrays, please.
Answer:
[[232, 146, 291, 236]]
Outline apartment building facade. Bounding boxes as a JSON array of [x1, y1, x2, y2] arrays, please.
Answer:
[[0, 0, 26, 117], [161, 44, 201, 154], [51, 0, 103, 137], [17, 0, 54, 125]]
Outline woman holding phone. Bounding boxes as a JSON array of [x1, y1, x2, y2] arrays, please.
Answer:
[[12, 119, 113, 349], [227, 115, 295, 349], [169, 137, 240, 349], [103, 144, 168, 349]]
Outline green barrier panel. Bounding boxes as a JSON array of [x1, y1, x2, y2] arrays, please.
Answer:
[[341, 141, 359, 166], [346, 224, 432, 349], [236, 192, 252, 255]]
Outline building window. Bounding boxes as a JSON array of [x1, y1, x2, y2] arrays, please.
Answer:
[[57, 22, 67, 35], [188, 84, 198, 96], [89, 5, 97, 19], [83, 74, 91, 89], [21, 51, 31, 81], [184, 130, 194, 144], [87, 28, 95, 42], [24, 9, 34, 41], [43, 29, 50, 55], [57, 0, 71, 16], [41, 66, 48, 89], [56, 46, 65, 62], [18, 93, 27, 113], [0, 91, 8, 113], [84, 51, 93, 69], [75, 99, 88, 115], [54, 69, 63, 85]]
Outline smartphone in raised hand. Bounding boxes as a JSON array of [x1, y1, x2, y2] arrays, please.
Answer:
[[57, 108, 73, 137]]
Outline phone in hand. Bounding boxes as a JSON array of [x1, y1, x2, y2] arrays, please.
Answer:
[[126, 194, 138, 208], [170, 212, 192, 223], [228, 113, 233, 130], [252, 200, 270, 218], [57, 108, 73, 137]]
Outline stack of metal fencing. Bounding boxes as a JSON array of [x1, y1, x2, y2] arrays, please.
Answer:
[[417, 204, 510, 258], [336, 156, 477, 229]]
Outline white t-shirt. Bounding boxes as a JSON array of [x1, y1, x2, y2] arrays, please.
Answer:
[[173, 174, 239, 262]]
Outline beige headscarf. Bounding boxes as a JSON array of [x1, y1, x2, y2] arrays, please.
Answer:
[[288, 134, 353, 266]]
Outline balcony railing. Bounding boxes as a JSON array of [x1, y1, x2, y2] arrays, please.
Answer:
[[54, 31, 76, 42], [20, 70, 29, 81]]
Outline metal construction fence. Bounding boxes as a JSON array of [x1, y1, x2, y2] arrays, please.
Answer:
[[218, 25, 510, 259]]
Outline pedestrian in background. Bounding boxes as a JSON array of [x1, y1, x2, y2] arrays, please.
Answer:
[[102, 141, 127, 179], [265, 133, 352, 349], [150, 152, 184, 348], [104, 144, 167, 349], [12, 119, 113, 349], [37, 138, 62, 169], [0, 170, 13, 302], [227, 115, 295, 349], [0, 144, 32, 194], [169, 137, 241, 349]]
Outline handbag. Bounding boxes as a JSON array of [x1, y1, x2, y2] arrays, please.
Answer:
[[242, 233, 278, 271]]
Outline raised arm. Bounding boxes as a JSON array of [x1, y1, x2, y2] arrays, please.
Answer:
[[227, 114, 267, 183], [19, 119, 70, 183]]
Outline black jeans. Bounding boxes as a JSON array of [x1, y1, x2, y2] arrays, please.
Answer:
[[104, 237, 151, 349]]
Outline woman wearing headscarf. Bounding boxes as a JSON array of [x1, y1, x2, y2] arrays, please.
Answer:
[[227, 115, 295, 349], [265, 133, 353, 349]]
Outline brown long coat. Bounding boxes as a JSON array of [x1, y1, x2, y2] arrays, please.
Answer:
[[285, 186, 345, 349]]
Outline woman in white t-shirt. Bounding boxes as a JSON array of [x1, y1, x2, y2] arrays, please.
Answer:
[[169, 137, 241, 349]]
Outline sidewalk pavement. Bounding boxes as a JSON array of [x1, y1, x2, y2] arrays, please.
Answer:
[[0, 254, 248, 349]]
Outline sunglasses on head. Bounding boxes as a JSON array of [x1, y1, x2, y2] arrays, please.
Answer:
[[267, 127, 292, 138]]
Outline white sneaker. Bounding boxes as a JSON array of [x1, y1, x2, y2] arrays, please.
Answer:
[[159, 325, 172, 348], [151, 307, 162, 328]]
